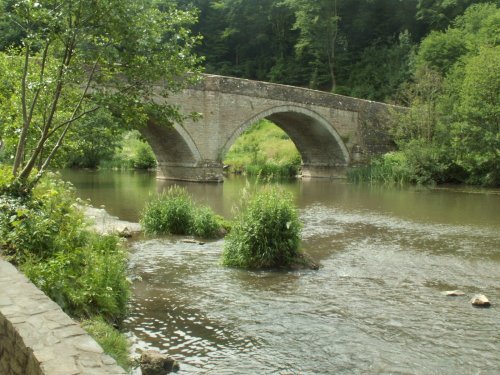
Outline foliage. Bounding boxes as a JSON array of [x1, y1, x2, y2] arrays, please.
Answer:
[[382, 2, 500, 186], [133, 142, 157, 170], [449, 46, 500, 185], [61, 109, 124, 169], [0, 0, 201, 187], [0, 174, 87, 260], [22, 233, 129, 323], [348, 142, 450, 186], [192, 207, 225, 238], [141, 186, 195, 235], [283, 0, 341, 90], [141, 185, 225, 238], [178, 0, 423, 99], [346, 32, 414, 101], [0, 171, 130, 323], [100, 131, 157, 170], [81, 317, 131, 370], [222, 186, 302, 269], [224, 119, 301, 179], [416, 0, 492, 30]]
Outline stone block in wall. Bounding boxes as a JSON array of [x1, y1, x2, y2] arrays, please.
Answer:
[[0, 259, 127, 375]]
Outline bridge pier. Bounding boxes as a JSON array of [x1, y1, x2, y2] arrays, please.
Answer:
[[156, 161, 224, 183], [301, 164, 347, 179]]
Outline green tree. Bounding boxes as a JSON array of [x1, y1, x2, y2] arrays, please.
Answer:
[[389, 2, 500, 186], [61, 109, 123, 169], [416, 0, 491, 30], [0, 0, 201, 190], [450, 46, 500, 185], [284, 0, 341, 91]]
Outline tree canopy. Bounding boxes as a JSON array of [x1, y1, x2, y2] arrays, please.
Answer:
[[0, 0, 201, 187]]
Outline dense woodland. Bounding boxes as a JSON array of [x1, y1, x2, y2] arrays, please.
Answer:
[[171, 0, 493, 102], [0, 0, 498, 185]]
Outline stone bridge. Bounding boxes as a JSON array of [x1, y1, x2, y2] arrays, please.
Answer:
[[141, 74, 395, 182]]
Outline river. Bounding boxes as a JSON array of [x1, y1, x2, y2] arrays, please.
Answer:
[[61, 169, 500, 375]]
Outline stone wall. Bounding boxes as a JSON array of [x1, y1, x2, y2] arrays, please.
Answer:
[[0, 259, 127, 375]]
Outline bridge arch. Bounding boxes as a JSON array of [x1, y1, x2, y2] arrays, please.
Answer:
[[140, 121, 202, 165], [221, 105, 350, 168]]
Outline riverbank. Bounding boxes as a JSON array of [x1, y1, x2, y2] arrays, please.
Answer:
[[0, 258, 128, 374]]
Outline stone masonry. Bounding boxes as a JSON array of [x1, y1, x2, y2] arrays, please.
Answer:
[[141, 74, 397, 182], [0, 259, 127, 375]]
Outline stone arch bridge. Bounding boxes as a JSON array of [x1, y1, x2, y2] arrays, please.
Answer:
[[141, 74, 395, 182]]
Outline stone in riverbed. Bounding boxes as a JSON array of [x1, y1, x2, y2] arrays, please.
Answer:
[[442, 290, 466, 296], [470, 294, 491, 308], [140, 350, 179, 374], [181, 239, 205, 245]]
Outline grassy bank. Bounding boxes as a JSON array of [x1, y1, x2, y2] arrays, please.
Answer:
[[224, 120, 301, 179]]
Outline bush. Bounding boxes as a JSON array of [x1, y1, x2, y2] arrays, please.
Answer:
[[192, 206, 223, 238], [0, 172, 130, 324], [133, 142, 157, 170], [222, 187, 302, 269], [21, 233, 129, 323], [244, 158, 301, 180], [81, 317, 131, 370], [141, 186, 226, 239], [347, 152, 412, 185], [141, 186, 194, 235], [101, 130, 156, 170], [0, 175, 87, 261]]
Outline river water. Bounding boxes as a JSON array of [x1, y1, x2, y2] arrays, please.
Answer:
[[62, 170, 500, 375]]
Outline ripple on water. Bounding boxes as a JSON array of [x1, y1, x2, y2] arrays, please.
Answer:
[[125, 205, 500, 374]]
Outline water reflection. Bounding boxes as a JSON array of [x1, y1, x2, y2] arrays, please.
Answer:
[[62, 170, 500, 374]]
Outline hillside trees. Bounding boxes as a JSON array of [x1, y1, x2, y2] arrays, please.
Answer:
[[392, 2, 499, 185], [0, 0, 201, 190], [178, 0, 423, 100]]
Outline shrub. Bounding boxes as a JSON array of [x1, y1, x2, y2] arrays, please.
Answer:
[[141, 186, 194, 235], [0, 175, 88, 262], [133, 142, 157, 170], [21, 231, 129, 323], [347, 152, 412, 185], [222, 187, 302, 269], [141, 186, 226, 239], [0, 173, 130, 324], [244, 158, 300, 180], [192, 206, 222, 238], [101, 130, 156, 170], [81, 317, 131, 370]]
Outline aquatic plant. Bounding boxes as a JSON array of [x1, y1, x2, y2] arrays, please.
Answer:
[[141, 185, 226, 239], [222, 186, 302, 269]]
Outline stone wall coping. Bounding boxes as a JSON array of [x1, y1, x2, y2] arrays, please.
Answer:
[[0, 259, 128, 375], [168, 73, 404, 113]]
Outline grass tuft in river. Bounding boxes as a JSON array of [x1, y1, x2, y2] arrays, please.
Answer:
[[141, 185, 229, 239], [222, 186, 310, 269]]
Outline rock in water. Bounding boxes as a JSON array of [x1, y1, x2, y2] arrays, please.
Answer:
[[443, 290, 466, 296], [470, 294, 491, 308], [140, 350, 180, 374]]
